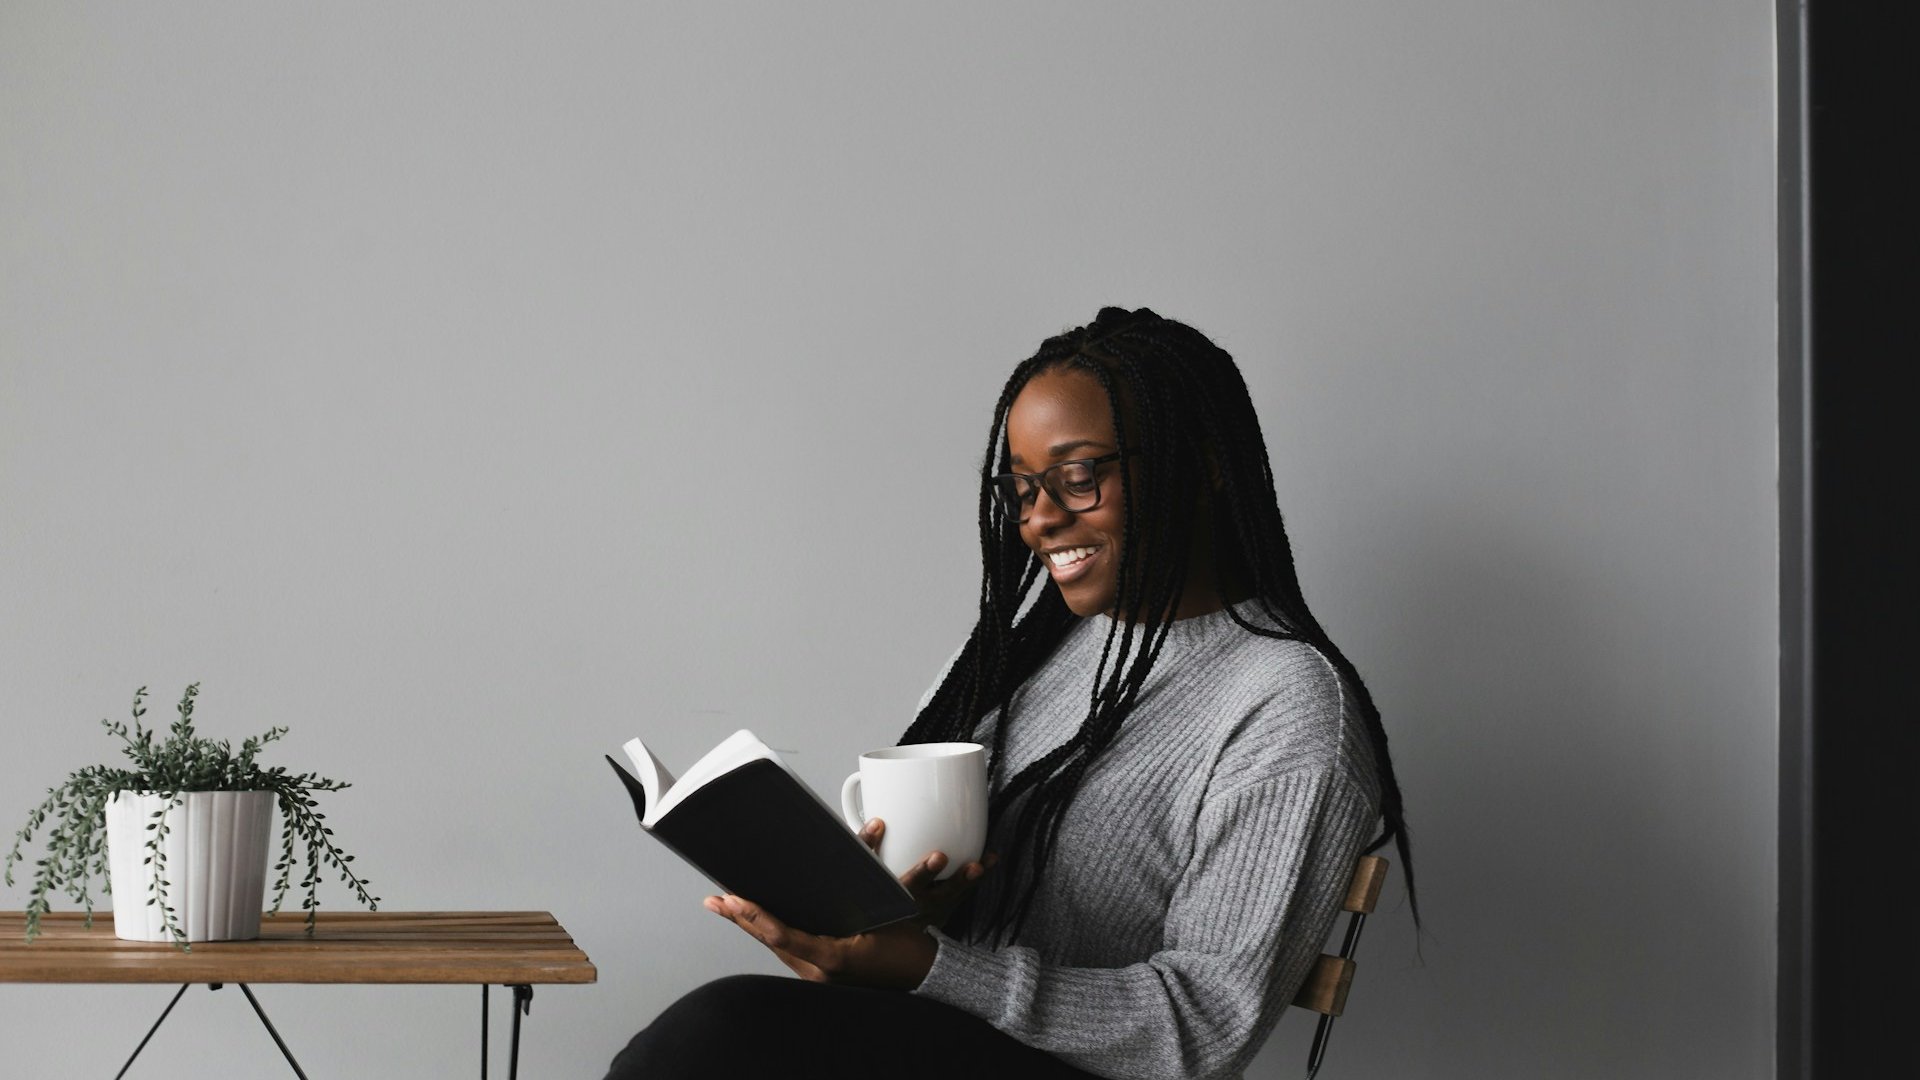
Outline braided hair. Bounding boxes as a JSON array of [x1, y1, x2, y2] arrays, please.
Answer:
[[900, 306, 1420, 947]]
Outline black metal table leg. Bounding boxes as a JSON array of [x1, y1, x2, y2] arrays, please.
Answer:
[[237, 984, 310, 1079], [116, 983, 306, 1078], [120, 978, 539, 1077], [509, 984, 533, 1080], [114, 983, 191, 1080]]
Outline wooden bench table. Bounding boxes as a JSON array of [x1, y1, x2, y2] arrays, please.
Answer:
[[0, 910, 596, 1078]]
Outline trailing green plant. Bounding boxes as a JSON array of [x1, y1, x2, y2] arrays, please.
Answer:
[[4, 683, 379, 949]]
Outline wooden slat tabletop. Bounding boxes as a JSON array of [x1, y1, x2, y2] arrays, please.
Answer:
[[0, 911, 597, 985]]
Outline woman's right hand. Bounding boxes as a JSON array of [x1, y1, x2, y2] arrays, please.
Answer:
[[857, 818, 997, 929]]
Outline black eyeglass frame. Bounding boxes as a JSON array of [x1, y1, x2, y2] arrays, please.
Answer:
[[990, 451, 1127, 523]]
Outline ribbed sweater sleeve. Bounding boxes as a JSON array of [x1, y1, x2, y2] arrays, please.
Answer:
[[912, 763, 1377, 1080], [902, 604, 1384, 1080]]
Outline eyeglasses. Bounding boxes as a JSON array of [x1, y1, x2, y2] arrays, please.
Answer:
[[990, 452, 1125, 522]]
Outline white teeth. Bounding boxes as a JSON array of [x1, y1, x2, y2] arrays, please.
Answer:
[[1049, 547, 1097, 567]]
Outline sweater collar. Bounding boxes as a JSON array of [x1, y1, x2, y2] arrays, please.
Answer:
[[1084, 598, 1270, 650]]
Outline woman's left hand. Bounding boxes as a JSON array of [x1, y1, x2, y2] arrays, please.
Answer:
[[703, 849, 966, 990]]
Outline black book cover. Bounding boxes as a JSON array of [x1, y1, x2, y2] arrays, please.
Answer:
[[607, 755, 918, 937]]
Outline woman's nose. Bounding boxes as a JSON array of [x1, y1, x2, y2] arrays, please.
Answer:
[[1026, 486, 1073, 528]]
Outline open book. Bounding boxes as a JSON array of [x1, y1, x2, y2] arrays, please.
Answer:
[[606, 730, 918, 937]]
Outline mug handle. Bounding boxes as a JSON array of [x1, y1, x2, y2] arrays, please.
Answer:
[[839, 773, 865, 833]]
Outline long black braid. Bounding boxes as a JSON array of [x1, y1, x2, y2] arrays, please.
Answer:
[[901, 307, 1420, 947]]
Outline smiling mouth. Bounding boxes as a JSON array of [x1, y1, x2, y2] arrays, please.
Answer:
[[1045, 545, 1101, 583], [1048, 546, 1097, 567]]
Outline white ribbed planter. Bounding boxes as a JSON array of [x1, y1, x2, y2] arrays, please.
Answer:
[[105, 790, 273, 943]]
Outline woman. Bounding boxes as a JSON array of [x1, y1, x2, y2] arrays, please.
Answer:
[[607, 307, 1418, 1080]]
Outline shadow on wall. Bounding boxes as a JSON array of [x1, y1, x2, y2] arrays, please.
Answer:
[[1323, 491, 1759, 1074]]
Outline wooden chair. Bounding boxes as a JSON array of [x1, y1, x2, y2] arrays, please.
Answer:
[[1289, 855, 1389, 1078]]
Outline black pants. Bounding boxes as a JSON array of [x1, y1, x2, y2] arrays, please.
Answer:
[[605, 974, 1100, 1079]]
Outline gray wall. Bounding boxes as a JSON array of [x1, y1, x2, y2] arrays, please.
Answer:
[[0, 3, 1778, 1076]]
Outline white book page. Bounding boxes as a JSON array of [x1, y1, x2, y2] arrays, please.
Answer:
[[647, 729, 780, 827], [621, 738, 677, 825]]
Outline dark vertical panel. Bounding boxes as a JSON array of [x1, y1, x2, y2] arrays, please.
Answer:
[[1805, 2, 1919, 1075], [1775, 0, 1809, 1076]]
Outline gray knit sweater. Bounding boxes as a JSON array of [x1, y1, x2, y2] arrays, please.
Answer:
[[908, 600, 1384, 1080]]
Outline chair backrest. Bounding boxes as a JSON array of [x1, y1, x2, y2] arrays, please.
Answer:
[[1290, 855, 1389, 1077], [1291, 854, 1388, 1016]]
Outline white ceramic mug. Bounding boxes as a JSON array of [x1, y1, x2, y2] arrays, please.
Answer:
[[840, 742, 987, 881]]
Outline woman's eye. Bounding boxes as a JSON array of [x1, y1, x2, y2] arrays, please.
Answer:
[[1058, 465, 1096, 491]]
